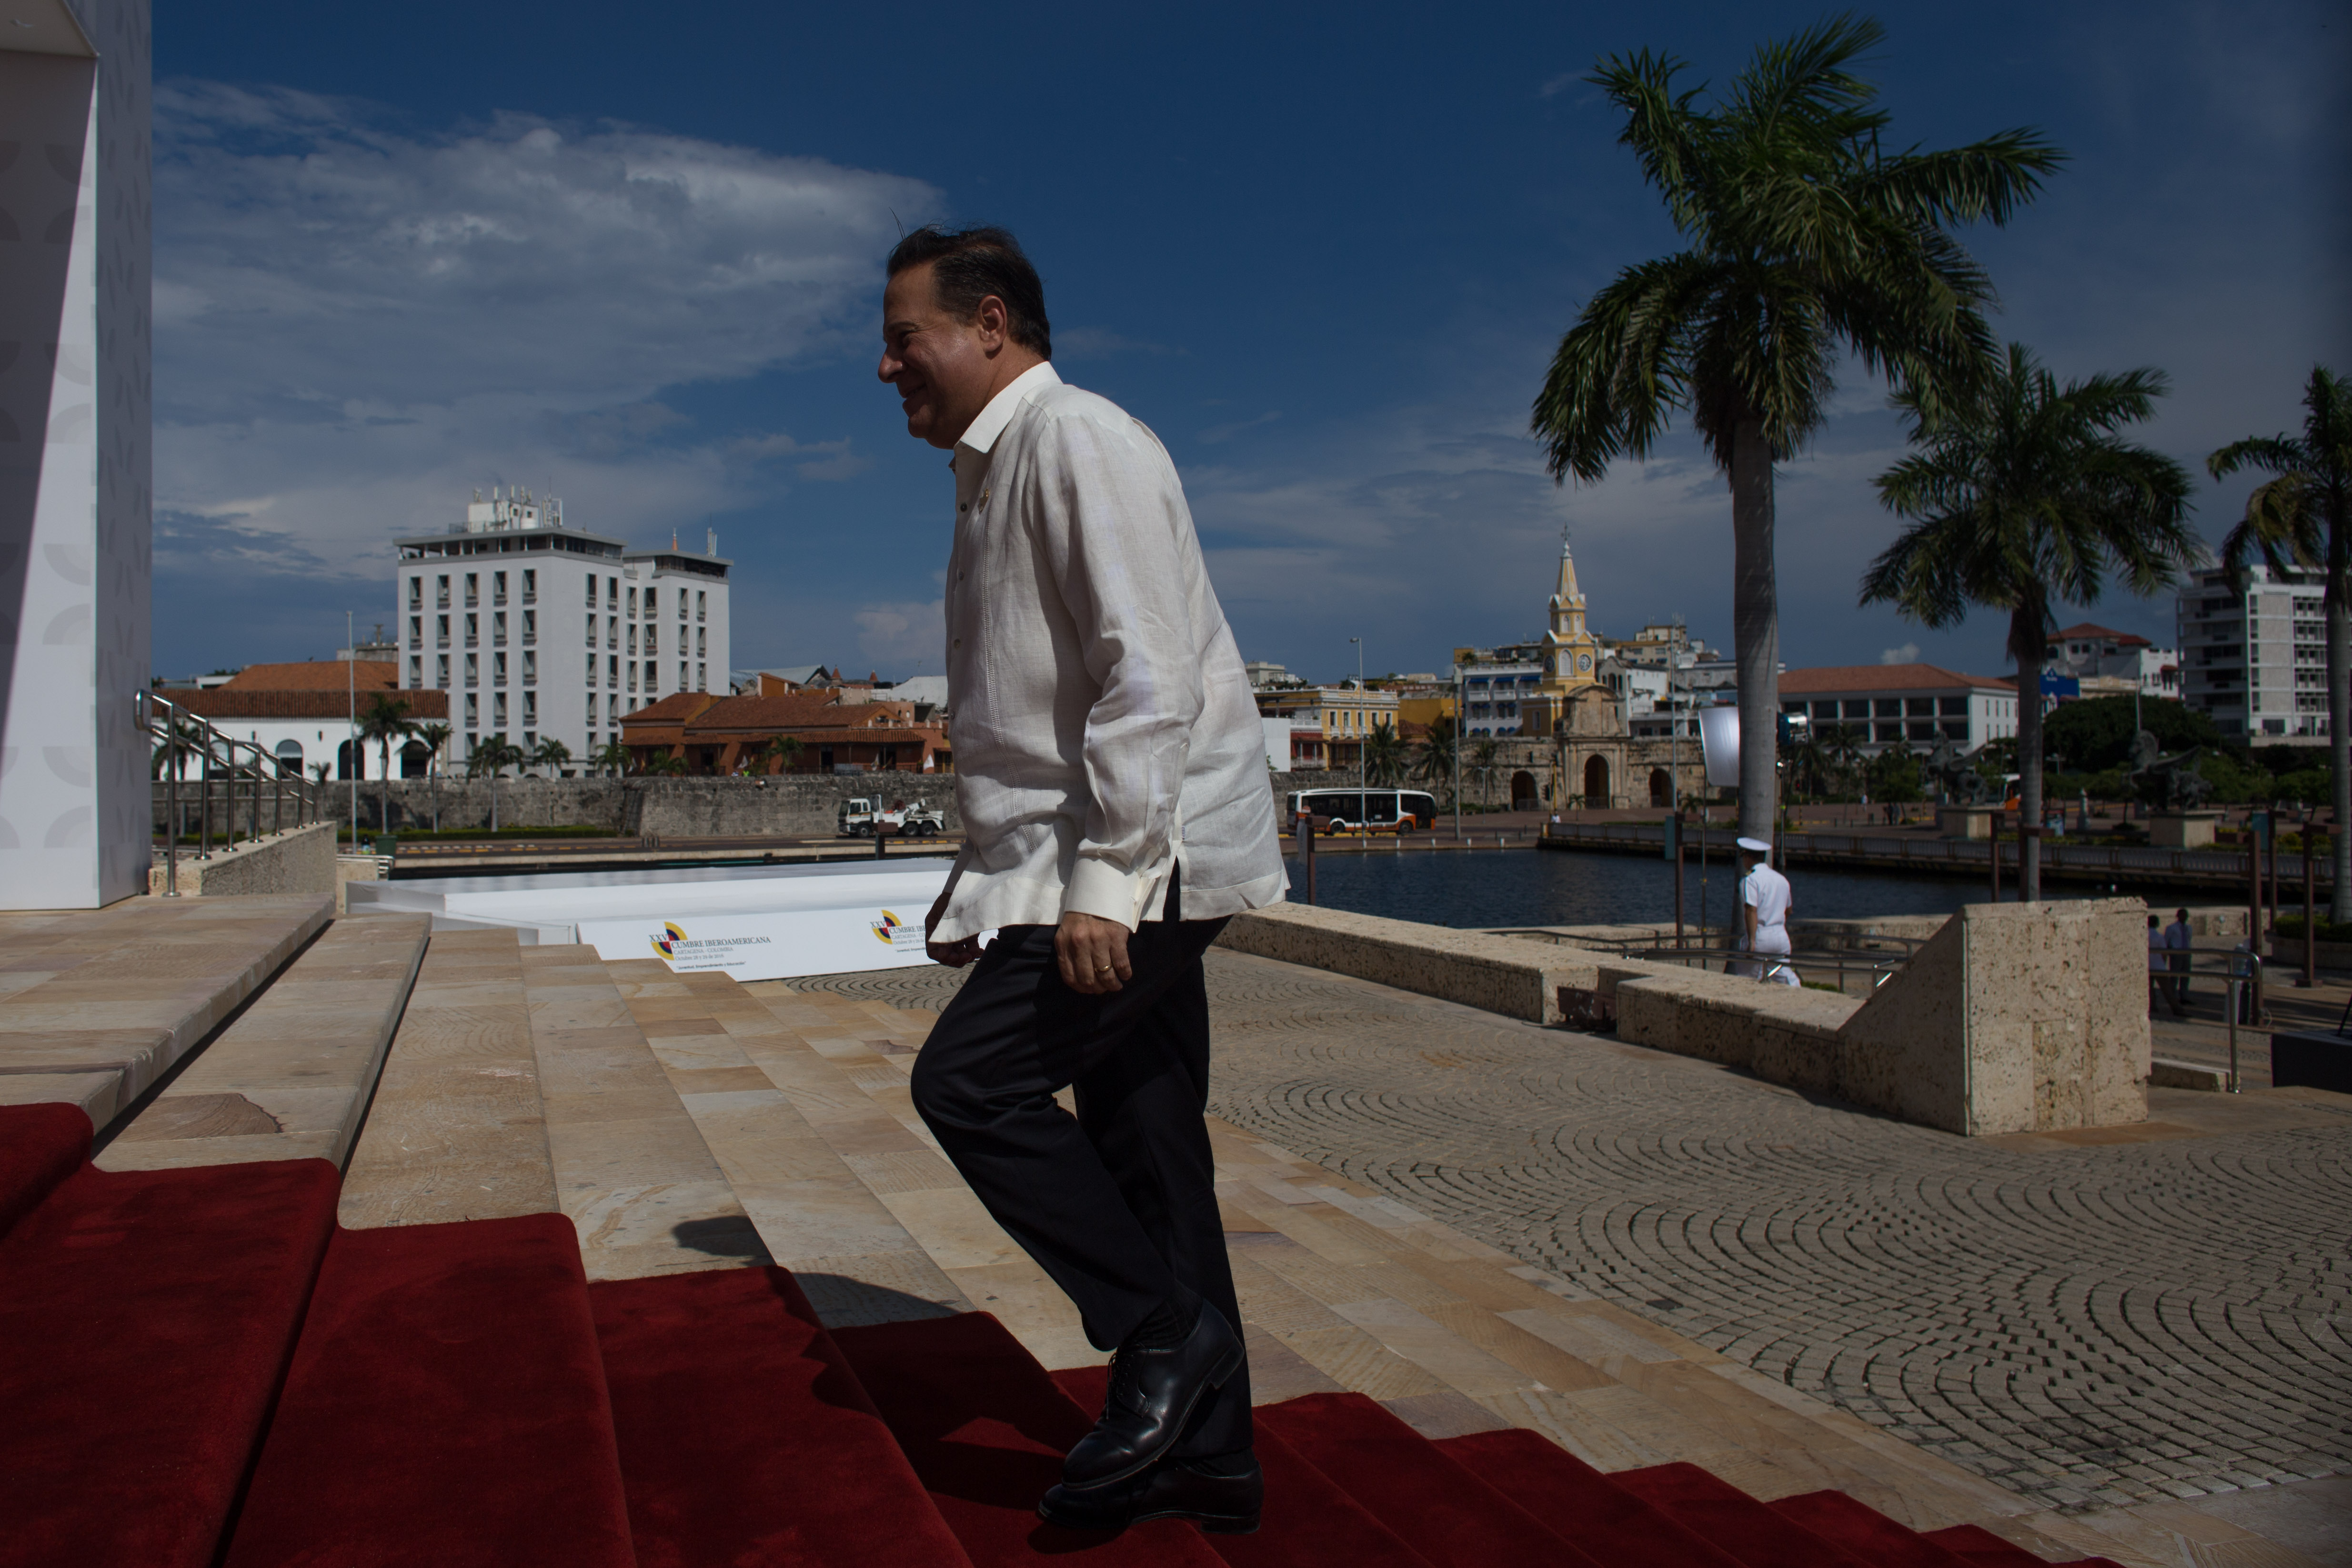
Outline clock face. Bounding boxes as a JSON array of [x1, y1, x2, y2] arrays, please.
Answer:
[[1578, 654, 1592, 672]]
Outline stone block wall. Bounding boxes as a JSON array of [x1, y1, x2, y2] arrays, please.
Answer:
[[158, 767, 1357, 839], [1232, 896, 2151, 1137], [147, 822, 336, 898]]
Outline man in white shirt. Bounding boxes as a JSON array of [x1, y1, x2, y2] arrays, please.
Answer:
[[879, 226, 1284, 1535], [1736, 836, 1799, 985], [2164, 907, 2194, 1009]]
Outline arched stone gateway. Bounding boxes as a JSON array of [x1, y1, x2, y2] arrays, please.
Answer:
[[1583, 754, 1610, 807], [1509, 770, 1538, 810], [400, 740, 433, 779], [1650, 767, 1672, 807]]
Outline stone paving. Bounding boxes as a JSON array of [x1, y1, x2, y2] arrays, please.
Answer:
[[792, 952, 2352, 1517]]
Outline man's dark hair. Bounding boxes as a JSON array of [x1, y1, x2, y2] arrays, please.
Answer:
[[886, 225, 1051, 360]]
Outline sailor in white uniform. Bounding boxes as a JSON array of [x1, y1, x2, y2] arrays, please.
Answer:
[[1736, 836, 1799, 986]]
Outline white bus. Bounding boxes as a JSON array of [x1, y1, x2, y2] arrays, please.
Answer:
[[1287, 788, 1439, 834]]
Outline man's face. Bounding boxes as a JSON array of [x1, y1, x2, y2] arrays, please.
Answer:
[[878, 263, 998, 450]]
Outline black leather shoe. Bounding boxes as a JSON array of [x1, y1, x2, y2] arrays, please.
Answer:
[[1062, 1304, 1245, 1489], [1039, 1456, 1265, 1534]]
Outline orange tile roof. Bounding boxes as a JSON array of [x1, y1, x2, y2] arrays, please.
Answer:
[[222, 660, 400, 692], [1779, 663, 2014, 695], [172, 688, 449, 721], [2052, 623, 2153, 648]]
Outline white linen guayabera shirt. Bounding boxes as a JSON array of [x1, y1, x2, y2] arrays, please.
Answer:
[[928, 361, 1286, 944]]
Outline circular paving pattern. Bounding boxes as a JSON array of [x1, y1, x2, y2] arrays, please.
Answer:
[[794, 952, 2352, 1510]]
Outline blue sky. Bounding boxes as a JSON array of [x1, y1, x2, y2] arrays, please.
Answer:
[[151, 1, 2348, 685]]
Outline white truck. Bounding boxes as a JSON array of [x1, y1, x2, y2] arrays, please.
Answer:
[[836, 797, 948, 838]]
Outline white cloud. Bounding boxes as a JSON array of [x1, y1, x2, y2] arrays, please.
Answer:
[[1882, 642, 1922, 665], [853, 600, 945, 670], [1198, 410, 1283, 445], [151, 82, 939, 581]]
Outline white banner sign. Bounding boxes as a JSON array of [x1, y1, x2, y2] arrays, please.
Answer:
[[576, 905, 940, 981]]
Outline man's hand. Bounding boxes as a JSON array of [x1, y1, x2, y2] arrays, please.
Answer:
[[1056, 911, 1132, 995], [925, 887, 981, 968]]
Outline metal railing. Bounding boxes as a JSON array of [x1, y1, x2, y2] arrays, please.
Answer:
[[1539, 819, 2331, 890], [142, 691, 325, 897], [1498, 926, 1929, 995]]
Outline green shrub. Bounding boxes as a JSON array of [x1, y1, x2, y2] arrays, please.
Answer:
[[2274, 914, 2352, 944]]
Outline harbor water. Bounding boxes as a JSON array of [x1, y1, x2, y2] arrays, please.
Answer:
[[1281, 846, 2108, 931]]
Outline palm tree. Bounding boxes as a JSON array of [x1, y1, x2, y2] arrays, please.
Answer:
[[758, 734, 806, 775], [1413, 718, 1458, 805], [1860, 345, 2196, 899], [467, 734, 526, 831], [1820, 723, 1866, 796], [1468, 738, 1501, 808], [358, 692, 414, 834], [531, 737, 573, 778], [592, 739, 633, 777], [2211, 366, 2352, 918], [1787, 725, 1829, 802], [412, 722, 453, 831], [643, 752, 689, 777], [1529, 16, 2061, 842], [150, 714, 210, 779], [1361, 719, 1408, 786]]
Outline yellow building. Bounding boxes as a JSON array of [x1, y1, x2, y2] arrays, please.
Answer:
[[1255, 685, 1398, 771]]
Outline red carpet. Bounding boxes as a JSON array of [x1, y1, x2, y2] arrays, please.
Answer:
[[1254, 1392, 1604, 1568], [1053, 1365, 1439, 1568], [591, 1264, 972, 1568], [1609, 1462, 1864, 1568], [0, 1155, 339, 1568], [833, 1312, 1225, 1567], [1771, 1489, 1974, 1567], [1435, 1427, 1747, 1567], [0, 1102, 91, 1239], [223, 1214, 634, 1568]]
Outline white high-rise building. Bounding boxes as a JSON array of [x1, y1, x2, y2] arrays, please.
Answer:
[[2176, 560, 2327, 742], [395, 490, 733, 766]]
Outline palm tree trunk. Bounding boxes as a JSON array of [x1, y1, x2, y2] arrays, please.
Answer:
[[1729, 415, 1780, 841], [2010, 602, 2048, 902], [2330, 544, 2351, 923]]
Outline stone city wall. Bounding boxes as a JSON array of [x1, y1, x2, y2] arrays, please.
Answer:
[[156, 768, 1362, 839]]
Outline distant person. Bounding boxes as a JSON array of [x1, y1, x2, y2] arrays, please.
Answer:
[[2165, 908, 2194, 1007], [2148, 915, 2182, 1018], [881, 226, 1281, 1535], [1735, 836, 1799, 986]]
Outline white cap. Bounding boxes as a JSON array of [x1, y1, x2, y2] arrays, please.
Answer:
[[1736, 836, 1772, 854]]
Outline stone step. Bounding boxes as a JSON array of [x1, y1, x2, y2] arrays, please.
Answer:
[[597, 960, 975, 1330], [100, 914, 432, 1174], [515, 945, 766, 1281], [734, 975, 1102, 1366], [0, 895, 333, 1132], [338, 928, 560, 1230]]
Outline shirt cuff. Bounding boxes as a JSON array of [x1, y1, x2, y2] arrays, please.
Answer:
[[1063, 856, 1142, 930]]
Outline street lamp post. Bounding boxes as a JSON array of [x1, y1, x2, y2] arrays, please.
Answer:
[[346, 609, 358, 849], [1350, 637, 1364, 792]]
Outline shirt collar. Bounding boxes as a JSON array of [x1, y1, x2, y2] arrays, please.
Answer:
[[956, 361, 1061, 458]]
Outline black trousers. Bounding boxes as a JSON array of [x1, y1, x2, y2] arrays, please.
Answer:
[[910, 869, 1250, 1457]]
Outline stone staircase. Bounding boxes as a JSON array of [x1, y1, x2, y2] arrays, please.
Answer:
[[0, 911, 2288, 1564]]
